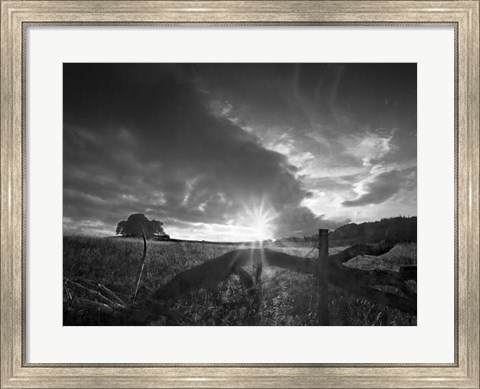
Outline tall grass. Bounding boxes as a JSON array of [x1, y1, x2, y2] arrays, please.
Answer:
[[63, 235, 417, 326]]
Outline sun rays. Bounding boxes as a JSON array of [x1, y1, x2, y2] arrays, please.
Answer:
[[241, 199, 278, 242]]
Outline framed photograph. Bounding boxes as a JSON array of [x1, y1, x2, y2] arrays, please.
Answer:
[[1, 1, 478, 388]]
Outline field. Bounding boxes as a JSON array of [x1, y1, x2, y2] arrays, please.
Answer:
[[63, 235, 417, 326]]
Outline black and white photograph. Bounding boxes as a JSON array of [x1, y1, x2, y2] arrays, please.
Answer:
[[63, 63, 417, 326]]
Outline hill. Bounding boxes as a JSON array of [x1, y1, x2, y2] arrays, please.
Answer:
[[276, 216, 417, 246], [329, 216, 417, 246]]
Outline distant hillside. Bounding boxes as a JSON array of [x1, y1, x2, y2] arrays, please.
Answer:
[[329, 216, 417, 246], [276, 216, 417, 246]]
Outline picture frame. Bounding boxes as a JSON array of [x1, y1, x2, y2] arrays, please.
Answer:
[[1, 1, 478, 388]]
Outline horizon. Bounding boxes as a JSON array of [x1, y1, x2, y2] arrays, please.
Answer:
[[63, 214, 417, 242], [63, 63, 417, 241]]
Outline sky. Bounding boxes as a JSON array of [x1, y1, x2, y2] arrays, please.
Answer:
[[63, 63, 417, 241]]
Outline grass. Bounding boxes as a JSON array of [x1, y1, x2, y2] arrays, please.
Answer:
[[63, 235, 417, 326]]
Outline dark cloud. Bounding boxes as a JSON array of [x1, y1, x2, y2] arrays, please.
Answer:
[[274, 206, 321, 237], [342, 167, 416, 207], [197, 63, 416, 160], [275, 206, 350, 237], [64, 64, 325, 237]]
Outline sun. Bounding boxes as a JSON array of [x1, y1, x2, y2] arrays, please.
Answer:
[[242, 200, 277, 241]]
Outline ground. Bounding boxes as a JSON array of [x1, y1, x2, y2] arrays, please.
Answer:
[[63, 236, 417, 326]]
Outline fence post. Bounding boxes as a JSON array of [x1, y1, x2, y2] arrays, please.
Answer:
[[317, 229, 329, 325]]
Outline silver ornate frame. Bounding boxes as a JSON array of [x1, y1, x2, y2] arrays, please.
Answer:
[[1, 1, 478, 388]]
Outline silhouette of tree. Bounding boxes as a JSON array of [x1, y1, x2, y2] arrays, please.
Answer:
[[115, 213, 167, 239]]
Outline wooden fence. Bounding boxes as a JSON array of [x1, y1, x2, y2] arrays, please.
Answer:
[[64, 233, 417, 325]]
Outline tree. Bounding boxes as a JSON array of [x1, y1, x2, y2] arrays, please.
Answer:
[[115, 213, 167, 239]]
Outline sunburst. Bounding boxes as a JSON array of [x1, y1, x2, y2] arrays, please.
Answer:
[[242, 200, 277, 241]]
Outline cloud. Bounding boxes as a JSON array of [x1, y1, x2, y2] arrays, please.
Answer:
[[63, 63, 417, 239], [198, 63, 416, 183], [274, 206, 321, 237], [63, 217, 112, 236], [273, 205, 350, 237], [342, 131, 395, 167], [342, 167, 416, 207], [63, 64, 320, 238]]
